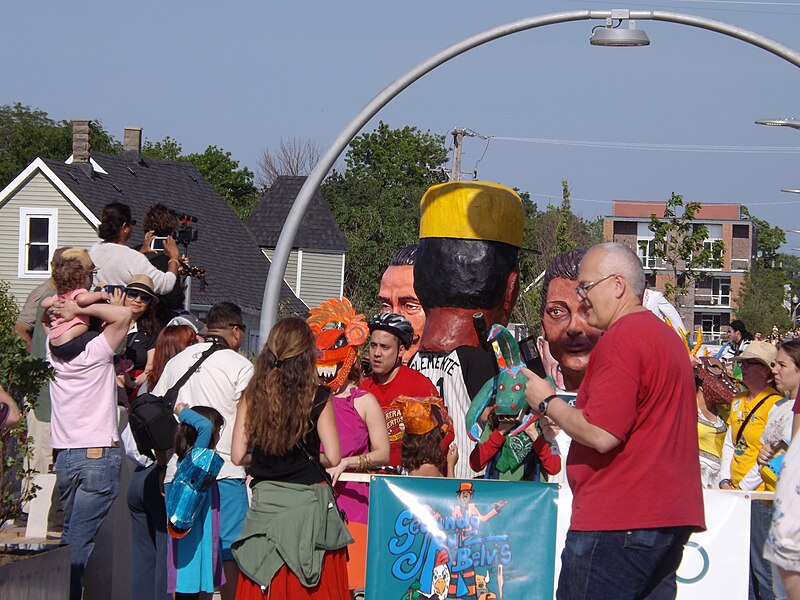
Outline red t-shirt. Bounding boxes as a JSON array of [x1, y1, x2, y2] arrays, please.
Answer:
[[360, 365, 438, 466], [567, 310, 706, 532]]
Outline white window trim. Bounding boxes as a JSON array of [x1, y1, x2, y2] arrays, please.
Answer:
[[18, 207, 58, 278]]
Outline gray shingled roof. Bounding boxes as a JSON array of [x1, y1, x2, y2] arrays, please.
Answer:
[[42, 153, 307, 314], [246, 175, 348, 252]]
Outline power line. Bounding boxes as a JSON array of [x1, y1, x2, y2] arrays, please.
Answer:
[[489, 135, 800, 154]]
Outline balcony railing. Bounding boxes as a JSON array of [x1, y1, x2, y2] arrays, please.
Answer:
[[694, 293, 731, 307]]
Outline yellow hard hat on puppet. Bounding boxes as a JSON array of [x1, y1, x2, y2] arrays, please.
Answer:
[[419, 181, 525, 248]]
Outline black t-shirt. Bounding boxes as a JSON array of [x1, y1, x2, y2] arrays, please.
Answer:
[[249, 386, 330, 486], [149, 253, 185, 314], [125, 328, 157, 372]]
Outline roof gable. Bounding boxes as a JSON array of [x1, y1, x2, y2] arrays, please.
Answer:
[[246, 175, 348, 252], [39, 153, 305, 314]]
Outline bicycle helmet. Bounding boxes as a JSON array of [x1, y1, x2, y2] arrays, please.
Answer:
[[368, 312, 415, 350]]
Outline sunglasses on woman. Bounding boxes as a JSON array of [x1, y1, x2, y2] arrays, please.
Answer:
[[126, 290, 153, 304]]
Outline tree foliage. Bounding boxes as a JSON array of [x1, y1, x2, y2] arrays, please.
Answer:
[[257, 137, 321, 188], [735, 265, 793, 334], [740, 206, 787, 269], [0, 281, 53, 524], [321, 122, 449, 313], [648, 193, 725, 303], [511, 184, 603, 330], [186, 146, 258, 220], [0, 103, 120, 188], [141, 136, 183, 161], [142, 136, 258, 220]]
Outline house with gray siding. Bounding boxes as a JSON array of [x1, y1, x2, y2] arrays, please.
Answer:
[[247, 176, 347, 310], [0, 122, 306, 352]]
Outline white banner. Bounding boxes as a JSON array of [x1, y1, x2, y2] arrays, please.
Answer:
[[553, 487, 752, 600]]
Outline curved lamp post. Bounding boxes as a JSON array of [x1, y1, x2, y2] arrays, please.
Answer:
[[260, 8, 800, 342]]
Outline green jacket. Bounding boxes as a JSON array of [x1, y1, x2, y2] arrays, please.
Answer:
[[231, 480, 353, 589]]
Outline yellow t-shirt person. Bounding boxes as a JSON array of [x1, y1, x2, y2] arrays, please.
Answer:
[[727, 386, 782, 489]]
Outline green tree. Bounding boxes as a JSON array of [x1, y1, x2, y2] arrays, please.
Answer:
[[186, 146, 258, 220], [321, 123, 449, 313], [0, 281, 53, 524], [0, 103, 120, 188], [141, 136, 259, 220], [740, 206, 787, 269], [141, 136, 183, 161], [511, 184, 603, 330], [648, 193, 725, 303], [735, 265, 793, 334], [555, 180, 578, 254]]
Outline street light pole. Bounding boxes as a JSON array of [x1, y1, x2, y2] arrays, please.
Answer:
[[259, 9, 800, 343]]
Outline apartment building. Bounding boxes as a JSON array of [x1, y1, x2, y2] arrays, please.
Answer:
[[603, 200, 757, 343]]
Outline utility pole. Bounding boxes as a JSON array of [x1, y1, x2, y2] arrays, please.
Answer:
[[451, 129, 465, 181], [449, 128, 487, 181]]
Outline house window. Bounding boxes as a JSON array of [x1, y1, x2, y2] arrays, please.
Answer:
[[636, 223, 658, 268], [732, 224, 749, 239], [712, 277, 731, 306], [695, 313, 724, 344], [638, 239, 658, 268], [18, 208, 57, 278], [692, 224, 723, 269]]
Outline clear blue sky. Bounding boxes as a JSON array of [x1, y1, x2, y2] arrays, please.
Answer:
[[4, 1, 800, 247]]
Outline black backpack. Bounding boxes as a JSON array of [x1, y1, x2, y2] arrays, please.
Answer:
[[128, 344, 220, 460]]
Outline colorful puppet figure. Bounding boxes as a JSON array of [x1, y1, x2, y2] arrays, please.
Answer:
[[466, 325, 560, 481], [306, 297, 369, 391]]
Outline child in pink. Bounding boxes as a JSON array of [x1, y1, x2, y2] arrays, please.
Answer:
[[42, 250, 108, 360]]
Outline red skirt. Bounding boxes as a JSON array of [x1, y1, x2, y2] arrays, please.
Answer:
[[235, 548, 350, 600]]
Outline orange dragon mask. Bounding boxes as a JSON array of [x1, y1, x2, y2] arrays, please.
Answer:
[[306, 298, 369, 391]]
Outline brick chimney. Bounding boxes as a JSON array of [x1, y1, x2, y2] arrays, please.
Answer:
[[71, 120, 91, 164], [123, 127, 142, 161]]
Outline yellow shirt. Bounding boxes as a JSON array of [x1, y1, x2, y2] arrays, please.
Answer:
[[727, 386, 782, 489]]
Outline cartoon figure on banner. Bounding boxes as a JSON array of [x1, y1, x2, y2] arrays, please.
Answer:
[[410, 181, 528, 479], [400, 548, 452, 600], [465, 325, 561, 481], [306, 297, 369, 390]]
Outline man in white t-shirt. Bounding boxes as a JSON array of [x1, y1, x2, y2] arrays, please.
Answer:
[[152, 302, 253, 600]]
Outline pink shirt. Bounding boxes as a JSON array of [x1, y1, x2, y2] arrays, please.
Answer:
[[48, 334, 119, 449], [48, 288, 90, 339]]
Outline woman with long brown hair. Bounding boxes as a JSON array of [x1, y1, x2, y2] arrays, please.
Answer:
[[230, 317, 351, 599]]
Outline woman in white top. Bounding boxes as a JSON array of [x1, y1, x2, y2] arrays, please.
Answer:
[[89, 202, 180, 295]]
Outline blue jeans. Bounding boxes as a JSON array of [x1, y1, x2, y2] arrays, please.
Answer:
[[751, 500, 776, 600], [128, 464, 171, 600], [557, 527, 693, 600], [55, 447, 121, 600]]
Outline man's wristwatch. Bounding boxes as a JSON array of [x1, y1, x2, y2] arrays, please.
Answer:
[[538, 394, 558, 417], [718, 479, 732, 489]]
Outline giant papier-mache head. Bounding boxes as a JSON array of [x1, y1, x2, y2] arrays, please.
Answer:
[[306, 297, 369, 391]]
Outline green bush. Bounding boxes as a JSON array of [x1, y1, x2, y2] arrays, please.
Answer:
[[0, 281, 53, 525]]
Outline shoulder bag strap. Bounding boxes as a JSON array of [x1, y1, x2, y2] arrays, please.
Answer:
[[735, 393, 780, 445], [164, 343, 221, 409]]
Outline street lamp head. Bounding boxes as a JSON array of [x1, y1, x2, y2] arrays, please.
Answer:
[[590, 18, 650, 47], [781, 189, 800, 195], [755, 118, 800, 130]]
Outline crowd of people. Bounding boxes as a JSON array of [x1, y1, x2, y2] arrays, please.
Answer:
[[3, 182, 800, 600]]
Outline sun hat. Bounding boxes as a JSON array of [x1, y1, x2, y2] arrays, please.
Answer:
[[125, 274, 158, 301], [731, 340, 777, 368]]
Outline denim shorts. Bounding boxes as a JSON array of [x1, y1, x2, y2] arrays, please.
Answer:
[[218, 478, 248, 561]]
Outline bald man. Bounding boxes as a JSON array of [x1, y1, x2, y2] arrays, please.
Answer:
[[524, 242, 705, 599]]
